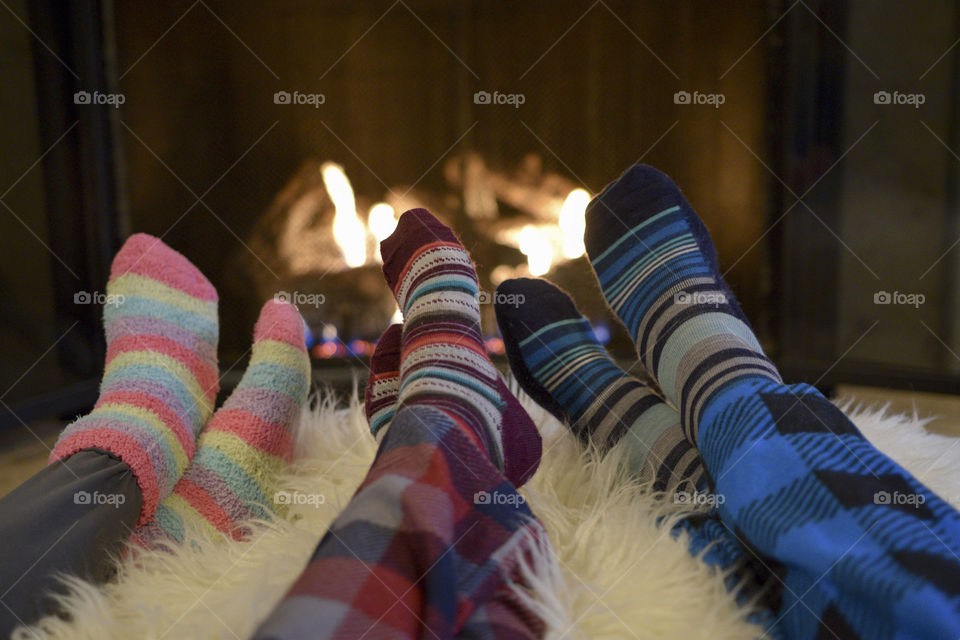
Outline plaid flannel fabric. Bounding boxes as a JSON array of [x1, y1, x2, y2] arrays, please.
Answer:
[[254, 404, 545, 639], [696, 381, 960, 639]]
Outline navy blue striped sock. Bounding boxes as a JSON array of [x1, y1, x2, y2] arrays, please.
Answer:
[[585, 164, 960, 639], [584, 164, 780, 444], [495, 278, 704, 492]]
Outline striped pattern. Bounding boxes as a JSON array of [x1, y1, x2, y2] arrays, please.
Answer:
[[395, 241, 505, 466], [380, 208, 541, 488], [587, 165, 960, 638], [495, 278, 704, 493], [134, 299, 310, 544], [585, 166, 780, 444], [383, 211, 504, 467], [50, 233, 219, 525], [364, 324, 402, 440], [254, 405, 545, 640]]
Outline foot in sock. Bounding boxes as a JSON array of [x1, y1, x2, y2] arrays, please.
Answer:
[[380, 208, 542, 487], [364, 324, 402, 441], [587, 165, 960, 638], [585, 165, 780, 443], [495, 277, 704, 493], [49, 233, 219, 525], [133, 299, 310, 545]]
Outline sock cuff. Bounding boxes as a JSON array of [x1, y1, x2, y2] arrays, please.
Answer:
[[50, 428, 164, 526]]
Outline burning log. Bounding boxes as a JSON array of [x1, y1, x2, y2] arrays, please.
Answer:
[[238, 159, 399, 342], [236, 153, 601, 355]]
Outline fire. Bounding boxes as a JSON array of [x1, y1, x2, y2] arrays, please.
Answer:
[[322, 162, 366, 268], [368, 203, 398, 241], [518, 225, 553, 276], [368, 202, 397, 263], [558, 188, 589, 259]]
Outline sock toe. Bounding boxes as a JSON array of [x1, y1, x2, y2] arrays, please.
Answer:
[[380, 208, 461, 294], [370, 324, 403, 371], [497, 377, 542, 488], [496, 278, 582, 335], [365, 324, 403, 433], [495, 279, 587, 425], [111, 233, 218, 302], [255, 298, 308, 351], [585, 164, 719, 270]]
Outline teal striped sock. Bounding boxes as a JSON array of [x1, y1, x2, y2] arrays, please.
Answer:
[[495, 278, 704, 492]]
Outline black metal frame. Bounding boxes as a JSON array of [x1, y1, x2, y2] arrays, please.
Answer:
[[768, 0, 960, 395]]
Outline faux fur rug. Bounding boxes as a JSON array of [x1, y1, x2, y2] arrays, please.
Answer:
[[14, 387, 960, 640]]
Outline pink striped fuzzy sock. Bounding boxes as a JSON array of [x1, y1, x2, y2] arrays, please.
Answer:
[[49, 233, 219, 525], [133, 299, 311, 545]]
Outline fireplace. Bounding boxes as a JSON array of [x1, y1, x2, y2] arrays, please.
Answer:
[[3, 0, 960, 428], [239, 155, 613, 358]]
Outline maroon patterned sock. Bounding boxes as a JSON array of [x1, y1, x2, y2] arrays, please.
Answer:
[[364, 324, 402, 439], [380, 208, 542, 487]]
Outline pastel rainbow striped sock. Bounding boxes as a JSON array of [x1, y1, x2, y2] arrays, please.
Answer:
[[364, 324, 402, 440], [50, 233, 219, 525], [381, 208, 542, 487], [134, 299, 310, 544]]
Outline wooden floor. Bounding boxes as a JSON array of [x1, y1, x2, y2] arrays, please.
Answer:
[[1, 387, 959, 499]]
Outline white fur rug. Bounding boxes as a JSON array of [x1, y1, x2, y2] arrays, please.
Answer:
[[14, 387, 960, 640]]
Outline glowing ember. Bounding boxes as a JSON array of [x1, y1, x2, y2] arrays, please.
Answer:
[[558, 188, 590, 259], [518, 225, 552, 276], [322, 162, 366, 268], [321, 324, 338, 341]]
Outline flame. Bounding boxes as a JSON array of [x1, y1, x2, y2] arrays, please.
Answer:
[[518, 225, 552, 276], [368, 203, 398, 241], [322, 162, 366, 268], [368, 202, 397, 263], [558, 188, 590, 259]]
